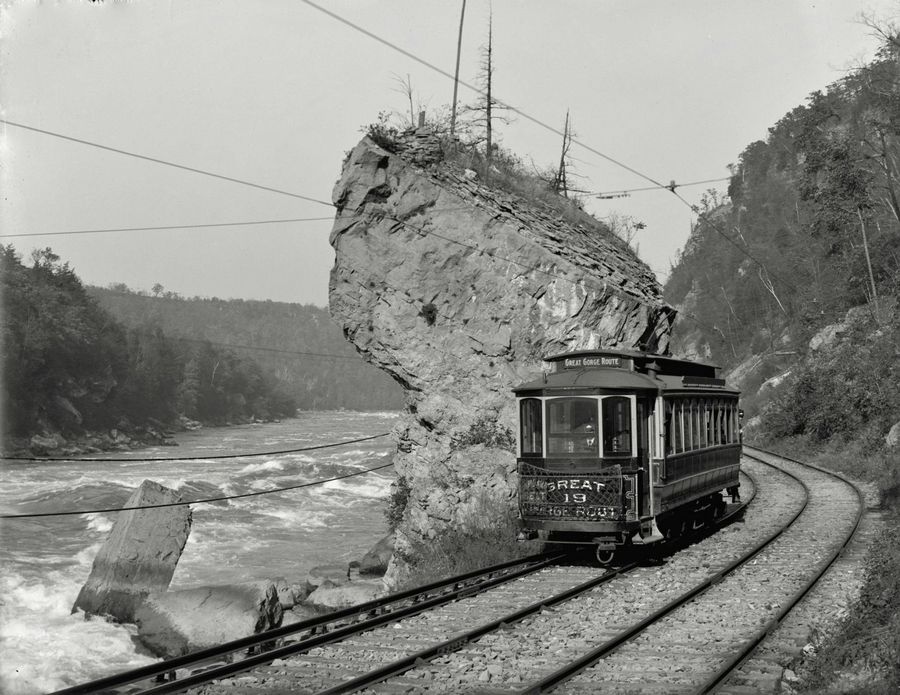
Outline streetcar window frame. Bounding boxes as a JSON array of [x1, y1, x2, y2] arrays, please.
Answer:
[[545, 397, 600, 458], [519, 398, 544, 458], [665, 395, 740, 454], [602, 396, 633, 457]]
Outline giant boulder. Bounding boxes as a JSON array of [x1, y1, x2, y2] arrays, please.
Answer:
[[72, 479, 191, 622], [134, 582, 283, 658], [328, 130, 675, 583]]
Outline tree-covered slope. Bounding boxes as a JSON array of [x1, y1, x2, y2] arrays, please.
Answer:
[[88, 287, 404, 412], [1, 247, 298, 444], [665, 31, 900, 434]]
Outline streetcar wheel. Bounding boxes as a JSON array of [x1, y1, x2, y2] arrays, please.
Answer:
[[595, 547, 615, 566]]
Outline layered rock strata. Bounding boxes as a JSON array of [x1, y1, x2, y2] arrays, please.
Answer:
[[329, 131, 675, 584]]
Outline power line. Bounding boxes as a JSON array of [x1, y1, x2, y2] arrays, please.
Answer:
[[0, 217, 336, 239], [0, 206, 474, 239], [0, 458, 394, 519], [0, 432, 390, 463], [297, 1, 792, 299], [592, 176, 732, 198], [166, 335, 365, 361], [0, 119, 334, 208], [298, 0, 668, 191]]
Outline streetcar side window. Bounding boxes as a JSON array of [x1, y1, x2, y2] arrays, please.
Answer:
[[519, 398, 543, 457], [546, 398, 598, 457], [602, 396, 632, 456]]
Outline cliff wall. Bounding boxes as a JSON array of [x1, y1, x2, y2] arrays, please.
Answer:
[[328, 130, 675, 583]]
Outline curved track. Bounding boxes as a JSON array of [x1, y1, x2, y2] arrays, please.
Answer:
[[57, 447, 863, 695]]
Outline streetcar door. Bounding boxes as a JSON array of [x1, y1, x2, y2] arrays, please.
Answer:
[[636, 399, 652, 516]]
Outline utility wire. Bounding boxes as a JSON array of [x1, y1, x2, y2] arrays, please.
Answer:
[[297, 2, 793, 298], [165, 335, 364, 361], [592, 176, 732, 198], [0, 206, 474, 239], [0, 119, 334, 208], [0, 432, 389, 463], [299, 0, 668, 191], [0, 217, 336, 239], [0, 458, 394, 519]]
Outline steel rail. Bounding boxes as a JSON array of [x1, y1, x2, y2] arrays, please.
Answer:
[[52, 552, 560, 695], [315, 563, 637, 695], [694, 446, 866, 694], [514, 454, 810, 694], [311, 473, 756, 695]]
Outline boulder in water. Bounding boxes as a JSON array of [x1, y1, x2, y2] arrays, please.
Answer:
[[358, 534, 394, 576], [72, 479, 191, 623], [134, 582, 283, 658]]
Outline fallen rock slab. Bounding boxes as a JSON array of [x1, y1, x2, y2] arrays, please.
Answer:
[[304, 578, 387, 612], [134, 582, 283, 658], [72, 479, 191, 622]]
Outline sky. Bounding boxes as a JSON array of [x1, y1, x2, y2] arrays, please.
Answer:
[[2, 0, 897, 306]]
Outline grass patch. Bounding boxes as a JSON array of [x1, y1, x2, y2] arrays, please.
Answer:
[[395, 489, 540, 590], [759, 437, 900, 693]]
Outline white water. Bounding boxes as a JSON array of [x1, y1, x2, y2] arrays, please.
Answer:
[[0, 411, 398, 694]]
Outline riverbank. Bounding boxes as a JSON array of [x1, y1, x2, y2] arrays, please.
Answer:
[[1, 414, 289, 460], [0, 413, 398, 694]]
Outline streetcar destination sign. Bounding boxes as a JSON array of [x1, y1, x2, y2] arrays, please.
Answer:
[[522, 503, 619, 519], [561, 356, 626, 370]]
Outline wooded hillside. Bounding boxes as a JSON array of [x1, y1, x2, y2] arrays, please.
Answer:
[[1, 247, 298, 442], [88, 287, 404, 412], [665, 28, 900, 443]]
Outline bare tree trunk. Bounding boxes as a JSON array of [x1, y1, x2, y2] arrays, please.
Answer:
[[758, 267, 787, 314], [450, 0, 466, 136], [485, 12, 493, 172], [878, 131, 900, 226], [857, 205, 880, 318], [555, 110, 571, 197]]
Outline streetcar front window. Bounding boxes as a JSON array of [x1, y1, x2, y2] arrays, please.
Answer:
[[602, 396, 632, 456], [547, 398, 598, 457], [520, 398, 543, 457]]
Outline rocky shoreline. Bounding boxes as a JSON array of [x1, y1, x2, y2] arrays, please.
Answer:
[[2, 415, 289, 460]]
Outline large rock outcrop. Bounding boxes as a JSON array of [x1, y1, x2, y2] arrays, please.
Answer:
[[329, 130, 675, 584], [72, 480, 191, 622], [134, 582, 283, 658]]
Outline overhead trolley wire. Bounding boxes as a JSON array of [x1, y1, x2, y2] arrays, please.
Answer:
[[591, 176, 733, 198], [0, 458, 395, 520], [0, 119, 334, 208], [0, 432, 390, 463], [298, 2, 798, 296], [298, 0, 669, 192]]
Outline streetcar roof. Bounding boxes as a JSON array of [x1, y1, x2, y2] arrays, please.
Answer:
[[542, 348, 722, 373], [513, 368, 661, 394], [513, 368, 741, 396]]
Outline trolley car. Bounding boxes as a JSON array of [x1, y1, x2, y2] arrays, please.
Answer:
[[514, 349, 741, 563]]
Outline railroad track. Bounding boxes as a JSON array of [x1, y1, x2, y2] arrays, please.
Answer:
[[58, 447, 866, 695]]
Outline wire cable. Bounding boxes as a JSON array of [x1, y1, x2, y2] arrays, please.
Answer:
[[298, 2, 794, 297], [0, 119, 334, 207], [0, 432, 389, 463], [0, 458, 394, 519], [0, 217, 336, 239], [299, 0, 668, 191], [592, 176, 732, 198], [0, 206, 474, 239]]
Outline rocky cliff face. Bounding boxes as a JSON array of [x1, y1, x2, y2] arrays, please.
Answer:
[[329, 130, 675, 584]]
